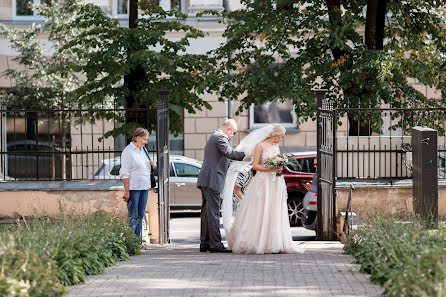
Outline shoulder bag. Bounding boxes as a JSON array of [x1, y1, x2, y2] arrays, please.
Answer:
[[143, 147, 156, 188]]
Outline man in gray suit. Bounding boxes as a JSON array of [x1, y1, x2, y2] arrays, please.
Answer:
[[197, 119, 245, 253]]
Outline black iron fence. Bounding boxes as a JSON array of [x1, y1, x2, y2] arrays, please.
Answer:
[[335, 107, 446, 180], [0, 107, 157, 181]]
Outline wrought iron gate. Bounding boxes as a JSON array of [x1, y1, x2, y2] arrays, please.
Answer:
[[316, 90, 337, 240], [157, 91, 170, 244]]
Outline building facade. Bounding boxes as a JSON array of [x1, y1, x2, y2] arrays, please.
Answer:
[[0, 0, 442, 178]]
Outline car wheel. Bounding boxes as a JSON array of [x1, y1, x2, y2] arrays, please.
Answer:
[[287, 196, 304, 227]]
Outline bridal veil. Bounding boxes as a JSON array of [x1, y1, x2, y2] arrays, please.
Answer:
[[221, 124, 276, 237]]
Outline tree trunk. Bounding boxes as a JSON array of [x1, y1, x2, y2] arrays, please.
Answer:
[[346, 0, 387, 136], [25, 112, 37, 141], [365, 0, 386, 50], [129, 0, 138, 29], [325, 0, 387, 135], [124, 0, 148, 137]]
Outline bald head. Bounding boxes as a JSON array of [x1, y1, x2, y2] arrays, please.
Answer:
[[221, 119, 238, 138]]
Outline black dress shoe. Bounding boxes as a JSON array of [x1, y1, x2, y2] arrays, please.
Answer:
[[200, 246, 210, 252], [209, 247, 232, 253]]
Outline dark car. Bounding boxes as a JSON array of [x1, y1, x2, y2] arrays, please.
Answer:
[[282, 151, 317, 226], [6, 140, 70, 180]]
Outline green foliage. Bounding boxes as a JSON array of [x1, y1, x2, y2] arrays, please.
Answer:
[[209, 0, 446, 130], [344, 218, 446, 297], [0, 274, 31, 297], [61, 0, 216, 137], [1, 0, 215, 138], [0, 239, 66, 297], [0, 0, 82, 110], [0, 211, 140, 296]]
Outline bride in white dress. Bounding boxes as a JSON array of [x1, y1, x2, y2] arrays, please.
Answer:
[[222, 124, 305, 254]]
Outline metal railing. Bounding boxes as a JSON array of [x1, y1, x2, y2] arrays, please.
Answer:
[[0, 107, 157, 181], [335, 107, 446, 180]]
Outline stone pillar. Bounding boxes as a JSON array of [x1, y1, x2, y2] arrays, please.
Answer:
[[146, 189, 160, 244], [412, 126, 438, 228]]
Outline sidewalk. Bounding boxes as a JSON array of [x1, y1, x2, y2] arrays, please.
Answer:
[[67, 241, 384, 297]]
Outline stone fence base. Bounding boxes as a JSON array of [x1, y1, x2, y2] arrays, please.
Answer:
[[0, 181, 160, 243], [337, 180, 446, 220]]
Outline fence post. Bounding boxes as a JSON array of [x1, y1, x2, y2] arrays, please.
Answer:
[[157, 90, 170, 244], [412, 126, 438, 229], [316, 89, 337, 240]]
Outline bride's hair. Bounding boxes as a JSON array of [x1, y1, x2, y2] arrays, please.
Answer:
[[268, 124, 286, 137]]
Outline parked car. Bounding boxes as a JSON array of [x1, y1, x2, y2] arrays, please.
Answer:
[[282, 151, 317, 226], [92, 154, 203, 210], [93, 151, 317, 224], [301, 190, 317, 231], [438, 152, 446, 178], [6, 140, 70, 179]]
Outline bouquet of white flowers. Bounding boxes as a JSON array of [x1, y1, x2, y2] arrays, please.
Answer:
[[264, 153, 300, 176]]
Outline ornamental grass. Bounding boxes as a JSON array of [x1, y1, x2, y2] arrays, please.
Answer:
[[344, 218, 446, 297], [0, 211, 140, 297]]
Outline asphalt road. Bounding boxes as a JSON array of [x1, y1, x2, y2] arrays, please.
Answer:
[[169, 212, 316, 245]]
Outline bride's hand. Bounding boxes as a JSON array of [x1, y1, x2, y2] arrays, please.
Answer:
[[274, 166, 283, 174]]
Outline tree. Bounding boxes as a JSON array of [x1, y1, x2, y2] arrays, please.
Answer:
[[63, 0, 216, 137], [210, 0, 446, 135], [0, 0, 84, 179]]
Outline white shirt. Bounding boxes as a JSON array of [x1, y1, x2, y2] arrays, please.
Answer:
[[119, 142, 151, 190]]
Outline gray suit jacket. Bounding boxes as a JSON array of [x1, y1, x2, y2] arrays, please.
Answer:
[[197, 130, 245, 193]]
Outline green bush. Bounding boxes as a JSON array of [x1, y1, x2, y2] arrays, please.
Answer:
[[0, 211, 141, 296], [0, 274, 30, 297], [344, 218, 446, 297], [0, 239, 66, 297]]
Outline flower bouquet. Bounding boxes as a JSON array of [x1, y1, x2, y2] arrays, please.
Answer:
[[264, 153, 301, 176]]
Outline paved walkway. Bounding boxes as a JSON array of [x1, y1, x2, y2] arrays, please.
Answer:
[[67, 216, 383, 297], [67, 242, 383, 297]]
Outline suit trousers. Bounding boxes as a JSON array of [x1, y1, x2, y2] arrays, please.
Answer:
[[200, 187, 224, 249]]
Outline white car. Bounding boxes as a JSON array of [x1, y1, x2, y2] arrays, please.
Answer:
[[301, 190, 317, 231], [92, 155, 203, 210]]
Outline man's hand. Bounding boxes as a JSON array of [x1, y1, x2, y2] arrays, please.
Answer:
[[150, 161, 157, 168], [304, 183, 313, 191], [123, 190, 130, 202]]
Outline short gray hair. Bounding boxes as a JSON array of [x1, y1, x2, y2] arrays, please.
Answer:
[[221, 119, 238, 131], [132, 128, 149, 141]]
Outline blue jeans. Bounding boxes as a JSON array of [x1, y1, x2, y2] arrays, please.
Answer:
[[127, 189, 149, 238]]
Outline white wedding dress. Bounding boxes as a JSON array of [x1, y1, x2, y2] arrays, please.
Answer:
[[227, 143, 305, 254]]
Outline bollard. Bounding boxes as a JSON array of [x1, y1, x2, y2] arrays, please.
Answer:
[[412, 127, 438, 229]]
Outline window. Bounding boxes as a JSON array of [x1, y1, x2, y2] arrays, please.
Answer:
[[113, 0, 182, 16], [147, 105, 184, 156], [249, 99, 298, 129], [117, 0, 128, 15], [152, 163, 175, 177], [16, 0, 33, 16], [14, 0, 52, 19], [173, 162, 200, 178], [109, 164, 121, 176], [286, 158, 316, 173]]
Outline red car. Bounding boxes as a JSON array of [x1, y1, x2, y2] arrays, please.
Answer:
[[282, 151, 317, 226]]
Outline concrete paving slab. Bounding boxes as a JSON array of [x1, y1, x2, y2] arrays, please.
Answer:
[[67, 242, 384, 297], [67, 216, 384, 297]]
